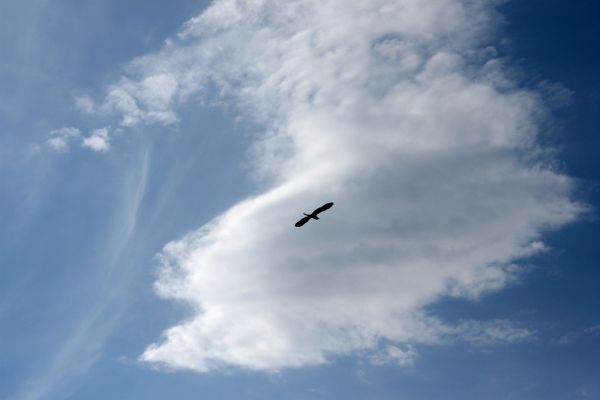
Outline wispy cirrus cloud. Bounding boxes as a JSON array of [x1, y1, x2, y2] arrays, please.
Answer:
[[66, 0, 583, 372], [10, 149, 151, 400]]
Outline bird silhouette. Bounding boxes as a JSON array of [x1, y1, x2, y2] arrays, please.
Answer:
[[295, 202, 334, 227]]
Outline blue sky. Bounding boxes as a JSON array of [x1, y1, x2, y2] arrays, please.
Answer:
[[1, 1, 599, 399]]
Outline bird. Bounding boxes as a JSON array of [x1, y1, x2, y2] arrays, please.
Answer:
[[295, 202, 334, 227]]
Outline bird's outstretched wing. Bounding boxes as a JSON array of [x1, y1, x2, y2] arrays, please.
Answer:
[[313, 202, 334, 215], [295, 215, 312, 227]]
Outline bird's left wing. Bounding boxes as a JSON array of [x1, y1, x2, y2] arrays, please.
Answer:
[[295, 216, 311, 227]]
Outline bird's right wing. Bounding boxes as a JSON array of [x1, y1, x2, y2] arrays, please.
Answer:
[[295, 216, 311, 227], [313, 202, 334, 215]]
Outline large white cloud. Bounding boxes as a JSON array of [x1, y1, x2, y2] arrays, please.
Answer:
[[81, 0, 583, 372]]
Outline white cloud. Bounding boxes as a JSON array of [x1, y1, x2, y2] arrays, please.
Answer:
[[370, 345, 418, 367], [46, 127, 81, 152], [46, 137, 70, 152], [101, 74, 179, 127], [453, 320, 534, 346], [74, 95, 96, 114], [537, 80, 574, 109], [74, 0, 583, 372], [82, 128, 111, 152], [47, 126, 112, 153]]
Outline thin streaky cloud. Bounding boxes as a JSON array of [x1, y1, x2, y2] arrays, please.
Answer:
[[10, 150, 151, 400]]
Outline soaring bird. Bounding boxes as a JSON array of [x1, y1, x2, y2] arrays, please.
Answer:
[[295, 202, 334, 227]]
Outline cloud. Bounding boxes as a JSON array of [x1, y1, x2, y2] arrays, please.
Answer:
[[370, 345, 418, 367], [453, 320, 534, 346], [584, 325, 600, 335], [370, 320, 533, 365], [72, 0, 583, 372], [9, 149, 151, 400], [81, 128, 111, 152], [74, 95, 96, 114], [46, 127, 81, 152], [47, 126, 112, 153], [559, 324, 600, 344], [101, 74, 179, 126]]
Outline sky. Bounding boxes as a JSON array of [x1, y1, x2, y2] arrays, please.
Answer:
[[0, 0, 599, 399]]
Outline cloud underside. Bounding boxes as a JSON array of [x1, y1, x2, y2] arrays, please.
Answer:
[[84, 0, 582, 371]]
